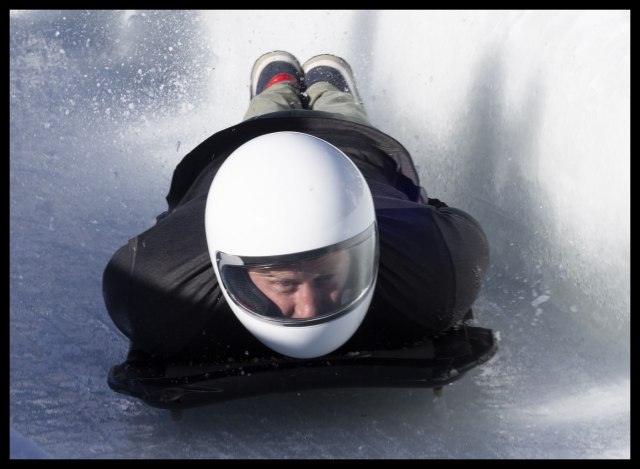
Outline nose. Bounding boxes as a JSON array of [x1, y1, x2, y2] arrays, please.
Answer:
[[293, 281, 320, 318]]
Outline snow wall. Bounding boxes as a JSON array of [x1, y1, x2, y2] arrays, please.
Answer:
[[10, 10, 630, 459]]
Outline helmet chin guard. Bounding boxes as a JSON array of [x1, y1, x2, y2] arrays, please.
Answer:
[[205, 132, 378, 358]]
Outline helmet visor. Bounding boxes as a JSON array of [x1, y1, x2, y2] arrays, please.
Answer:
[[217, 223, 378, 325]]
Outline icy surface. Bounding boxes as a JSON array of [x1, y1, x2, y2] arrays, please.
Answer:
[[10, 10, 629, 459]]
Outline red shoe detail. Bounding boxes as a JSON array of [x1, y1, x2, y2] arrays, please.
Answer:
[[265, 73, 297, 90]]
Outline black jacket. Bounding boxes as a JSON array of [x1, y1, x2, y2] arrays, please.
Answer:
[[103, 111, 489, 359]]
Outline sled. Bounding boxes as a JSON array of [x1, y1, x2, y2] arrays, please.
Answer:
[[107, 323, 497, 419]]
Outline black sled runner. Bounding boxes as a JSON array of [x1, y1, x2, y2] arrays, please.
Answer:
[[107, 321, 498, 417]]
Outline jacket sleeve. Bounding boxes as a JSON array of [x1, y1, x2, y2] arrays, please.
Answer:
[[102, 198, 224, 357], [373, 196, 489, 332]]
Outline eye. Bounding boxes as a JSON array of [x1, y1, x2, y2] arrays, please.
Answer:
[[276, 280, 295, 287], [314, 275, 335, 286], [271, 279, 298, 293]]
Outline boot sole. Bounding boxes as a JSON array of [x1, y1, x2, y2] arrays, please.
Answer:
[[250, 50, 302, 98], [302, 54, 361, 103]]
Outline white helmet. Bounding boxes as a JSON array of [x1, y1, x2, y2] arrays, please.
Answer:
[[205, 131, 378, 358]]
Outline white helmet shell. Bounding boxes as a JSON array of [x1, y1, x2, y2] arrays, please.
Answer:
[[205, 131, 378, 358]]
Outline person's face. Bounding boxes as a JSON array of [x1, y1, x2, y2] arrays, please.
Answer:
[[248, 251, 351, 319]]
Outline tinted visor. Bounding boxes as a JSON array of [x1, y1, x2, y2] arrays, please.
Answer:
[[217, 223, 378, 325]]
